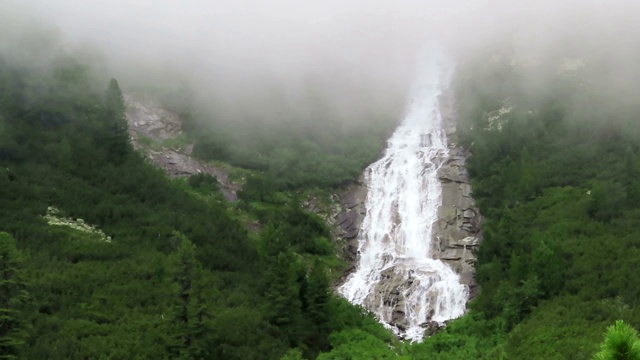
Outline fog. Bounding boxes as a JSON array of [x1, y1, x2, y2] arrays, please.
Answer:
[[2, 0, 639, 129]]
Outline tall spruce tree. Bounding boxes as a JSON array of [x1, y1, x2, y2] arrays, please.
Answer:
[[0, 232, 28, 360], [168, 232, 215, 360], [304, 261, 331, 352], [594, 320, 640, 360], [305, 262, 329, 325], [266, 251, 304, 345], [103, 78, 130, 163]]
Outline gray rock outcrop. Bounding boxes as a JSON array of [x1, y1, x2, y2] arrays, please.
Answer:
[[305, 177, 368, 273], [124, 94, 240, 201], [335, 180, 368, 259], [421, 320, 446, 337], [434, 90, 482, 298]]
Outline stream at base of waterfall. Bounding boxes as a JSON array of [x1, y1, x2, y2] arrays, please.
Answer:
[[338, 46, 468, 342]]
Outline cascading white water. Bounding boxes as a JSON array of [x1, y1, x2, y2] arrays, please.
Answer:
[[339, 46, 468, 342]]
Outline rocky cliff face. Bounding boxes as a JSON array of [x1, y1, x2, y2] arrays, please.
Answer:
[[333, 180, 368, 270], [303, 177, 368, 273], [124, 94, 240, 201], [434, 89, 482, 299]]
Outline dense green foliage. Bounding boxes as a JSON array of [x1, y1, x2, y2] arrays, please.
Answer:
[[0, 36, 395, 359], [183, 100, 394, 190]]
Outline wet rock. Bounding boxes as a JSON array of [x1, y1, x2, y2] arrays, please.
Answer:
[[420, 320, 444, 337], [344, 226, 359, 240], [445, 155, 466, 167], [461, 222, 475, 232], [450, 236, 479, 247], [341, 191, 362, 210], [334, 179, 367, 256], [441, 248, 463, 261], [433, 89, 483, 301], [336, 211, 356, 228], [426, 309, 435, 321], [438, 166, 465, 183]]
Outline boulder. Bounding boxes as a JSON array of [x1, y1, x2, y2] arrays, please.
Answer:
[[438, 165, 466, 183], [420, 320, 444, 337]]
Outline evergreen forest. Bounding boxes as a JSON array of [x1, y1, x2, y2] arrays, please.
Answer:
[[2, 6, 640, 360]]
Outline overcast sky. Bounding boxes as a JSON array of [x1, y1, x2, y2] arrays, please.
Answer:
[[3, 0, 638, 127], [12, 1, 482, 80]]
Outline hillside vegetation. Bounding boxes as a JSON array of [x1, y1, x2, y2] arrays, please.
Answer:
[[0, 31, 396, 360]]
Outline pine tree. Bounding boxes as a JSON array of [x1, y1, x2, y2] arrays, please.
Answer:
[[266, 251, 303, 345], [168, 232, 215, 359], [304, 261, 331, 352], [594, 320, 640, 360], [0, 232, 28, 360], [102, 78, 130, 163], [305, 261, 330, 329]]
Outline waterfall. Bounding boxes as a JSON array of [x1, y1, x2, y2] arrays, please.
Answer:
[[338, 46, 468, 342]]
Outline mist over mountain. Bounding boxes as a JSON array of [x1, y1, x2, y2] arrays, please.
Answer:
[[4, 0, 638, 130], [3, 0, 485, 128]]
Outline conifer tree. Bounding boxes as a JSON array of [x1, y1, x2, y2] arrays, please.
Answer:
[[266, 251, 303, 344], [168, 232, 215, 359], [102, 78, 130, 163], [594, 320, 640, 360], [304, 261, 331, 351], [0, 232, 28, 360], [305, 261, 330, 330]]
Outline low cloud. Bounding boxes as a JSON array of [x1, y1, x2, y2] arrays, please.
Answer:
[[2, 0, 638, 128]]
